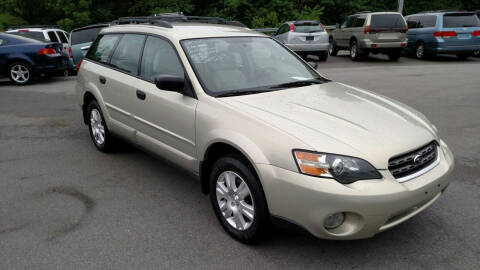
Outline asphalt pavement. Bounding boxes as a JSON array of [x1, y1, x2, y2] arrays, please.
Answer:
[[1, 54, 479, 269]]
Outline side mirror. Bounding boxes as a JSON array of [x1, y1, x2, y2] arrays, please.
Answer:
[[336, 23, 340, 29], [154, 75, 185, 94]]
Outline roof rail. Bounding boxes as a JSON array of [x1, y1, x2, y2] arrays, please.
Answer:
[[112, 17, 175, 28], [7, 25, 59, 30], [355, 11, 372, 14], [419, 10, 466, 13]]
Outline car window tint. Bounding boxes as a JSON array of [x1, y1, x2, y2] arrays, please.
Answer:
[[443, 13, 480, 28], [346, 17, 355, 28], [406, 16, 420, 29], [86, 34, 121, 64], [140, 36, 184, 82], [370, 14, 406, 28], [278, 24, 288, 35], [419, 15, 437, 28], [56, 31, 68, 43], [110, 34, 145, 75], [294, 23, 323, 33], [71, 27, 104, 45], [47, 31, 59, 42], [8, 31, 47, 41], [353, 16, 366, 27]]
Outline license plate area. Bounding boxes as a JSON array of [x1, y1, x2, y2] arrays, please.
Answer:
[[377, 33, 399, 39], [306, 36, 314, 41], [457, 33, 471, 39]]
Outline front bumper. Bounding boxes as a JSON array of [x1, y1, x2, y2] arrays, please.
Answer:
[[286, 42, 329, 52], [257, 140, 454, 240]]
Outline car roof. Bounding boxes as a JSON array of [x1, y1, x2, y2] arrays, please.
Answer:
[[100, 23, 263, 41], [7, 28, 64, 32]]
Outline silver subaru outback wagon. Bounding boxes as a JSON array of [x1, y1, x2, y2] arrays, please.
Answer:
[[76, 15, 454, 244]]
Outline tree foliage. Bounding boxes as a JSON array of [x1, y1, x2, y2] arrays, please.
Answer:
[[1, 0, 479, 31]]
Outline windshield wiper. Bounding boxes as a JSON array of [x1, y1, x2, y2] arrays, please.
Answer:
[[215, 89, 274, 98], [268, 78, 328, 89]]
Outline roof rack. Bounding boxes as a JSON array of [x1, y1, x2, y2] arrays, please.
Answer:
[[112, 13, 247, 29], [355, 11, 372, 14], [420, 10, 467, 13], [7, 25, 59, 30]]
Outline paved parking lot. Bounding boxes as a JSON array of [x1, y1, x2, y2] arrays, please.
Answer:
[[1, 54, 479, 269]]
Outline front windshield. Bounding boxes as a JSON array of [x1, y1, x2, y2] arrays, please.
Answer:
[[181, 37, 326, 96]]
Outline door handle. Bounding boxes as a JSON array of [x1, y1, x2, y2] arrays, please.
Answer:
[[99, 76, 106, 84], [136, 90, 146, 100]]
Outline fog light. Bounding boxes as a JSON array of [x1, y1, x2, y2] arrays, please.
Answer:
[[324, 212, 345, 229]]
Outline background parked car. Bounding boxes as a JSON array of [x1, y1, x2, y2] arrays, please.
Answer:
[[69, 23, 110, 70], [273, 20, 329, 61], [7, 25, 75, 71], [475, 10, 480, 56], [0, 33, 71, 85], [329, 11, 408, 61], [405, 11, 480, 60]]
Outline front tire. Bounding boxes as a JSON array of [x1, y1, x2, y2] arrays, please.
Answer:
[[317, 51, 328, 61], [328, 38, 338, 56], [209, 155, 270, 244], [87, 100, 114, 152], [415, 42, 427, 59], [9, 62, 33, 85]]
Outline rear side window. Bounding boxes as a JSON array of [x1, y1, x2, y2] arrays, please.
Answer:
[[56, 31, 68, 43], [294, 22, 324, 33], [71, 27, 104, 45], [277, 24, 289, 35], [47, 31, 59, 43], [140, 36, 184, 82], [86, 34, 121, 64], [406, 16, 420, 29], [418, 16, 437, 28], [9, 31, 47, 41], [443, 14, 480, 28], [110, 34, 146, 75], [370, 14, 406, 29], [353, 16, 366, 27]]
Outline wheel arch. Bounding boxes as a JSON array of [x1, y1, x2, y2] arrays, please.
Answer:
[[82, 91, 97, 124], [5, 57, 33, 73]]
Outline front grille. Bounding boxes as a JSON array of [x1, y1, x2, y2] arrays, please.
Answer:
[[388, 141, 439, 181]]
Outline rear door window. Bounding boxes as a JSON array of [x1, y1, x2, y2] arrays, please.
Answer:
[[71, 27, 105, 45], [294, 22, 324, 33], [353, 16, 366, 27], [110, 34, 146, 75], [277, 24, 289, 35], [443, 13, 480, 28], [370, 14, 406, 29], [406, 16, 420, 29], [418, 16, 437, 28], [86, 34, 121, 64], [56, 31, 68, 43], [140, 36, 184, 82], [47, 31, 59, 43]]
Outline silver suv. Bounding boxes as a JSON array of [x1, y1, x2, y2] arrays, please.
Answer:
[[76, 16, 453, 243], [329, 12, 408, 61], [273, 20, 329, 61]]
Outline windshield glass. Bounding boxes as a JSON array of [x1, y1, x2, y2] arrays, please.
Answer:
[[443, 14, 480, 28], [294, 23, 324, 33], [370, 14, 406, 29], [181, 37, 325, 96]]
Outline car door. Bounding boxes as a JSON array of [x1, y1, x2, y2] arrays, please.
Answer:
[[336, 17, 353, 47], [133, 35, 198, 171], [0, 37, 7, 76]]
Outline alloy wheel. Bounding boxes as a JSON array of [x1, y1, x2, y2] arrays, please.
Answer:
[[90, 109, 105, 146], [215, 171, 255, 231], [10, 64, 30, 84], [416, 44, 425, 59]]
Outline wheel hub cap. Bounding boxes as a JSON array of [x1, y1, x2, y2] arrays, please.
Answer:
[[215, 171, 254, 231], [10, 65, 30, 83], [90, 109, 105, 145]]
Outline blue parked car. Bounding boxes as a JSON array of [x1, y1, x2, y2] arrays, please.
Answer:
[[405, 11, 480, 59], [0, 33, 70, 85]]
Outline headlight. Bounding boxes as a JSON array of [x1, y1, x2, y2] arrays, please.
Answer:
[[293, 150, 382, 184]]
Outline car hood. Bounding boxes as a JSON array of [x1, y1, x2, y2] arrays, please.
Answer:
[[220, 82, 437, 169]]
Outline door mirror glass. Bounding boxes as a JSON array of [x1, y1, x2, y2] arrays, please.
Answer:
[[154, 75, 185, 94]]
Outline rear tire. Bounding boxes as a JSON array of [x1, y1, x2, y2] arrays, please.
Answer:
[[456, 53, 470, 60], [415, 42, 427, 59], [8, 62, 33, 85], [328, 38, 338, 56], [209, 154, 270, 244], [317, 51, 328, 61]]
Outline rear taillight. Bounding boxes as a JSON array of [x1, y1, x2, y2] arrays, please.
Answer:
[[68, 47, 73, 59], [37, 48, 56, 55], [401, 25, 408, 33], [76, 59, 83, 70], [364, 25, 371, 34], [472, 30, 480, 36], [289, 24, 295, 31], [434, 31, 457, 38]]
